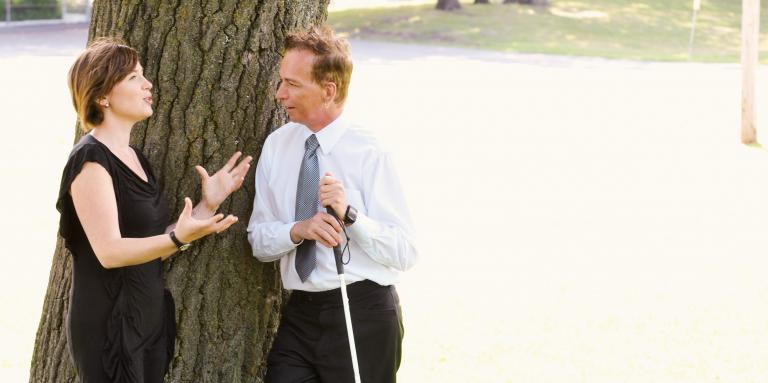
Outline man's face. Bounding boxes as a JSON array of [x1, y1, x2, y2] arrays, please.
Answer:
[[276, 49, 326, 128]]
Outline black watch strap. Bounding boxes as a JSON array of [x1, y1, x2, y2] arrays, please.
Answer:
[[169, 230, 191, 251], [343, 205, 358, 226]]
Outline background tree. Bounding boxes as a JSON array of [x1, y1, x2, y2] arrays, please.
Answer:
[[474, 0, 491, 4], [29, 1, 328, 382], [436, 0, 462, 11]]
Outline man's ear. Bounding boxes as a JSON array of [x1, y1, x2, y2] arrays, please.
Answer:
[[323, 81, 337, 103]]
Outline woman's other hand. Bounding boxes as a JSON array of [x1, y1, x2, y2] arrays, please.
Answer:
[[174, 197, 239, 243]]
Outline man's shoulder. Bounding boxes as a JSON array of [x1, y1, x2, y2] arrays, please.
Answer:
[[264, 122, 303, 147], [343, 123, 386, 153]]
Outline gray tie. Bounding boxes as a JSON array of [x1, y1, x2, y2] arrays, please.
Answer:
[[295, 134, 320, 282]]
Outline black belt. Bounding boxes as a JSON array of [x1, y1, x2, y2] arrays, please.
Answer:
[[289, 279, 389, 306]]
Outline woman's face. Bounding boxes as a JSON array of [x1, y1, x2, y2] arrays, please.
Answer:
[[103, 62, 153, 123]]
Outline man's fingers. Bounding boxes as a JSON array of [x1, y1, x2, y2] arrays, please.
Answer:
[[322, 225, 342, 245], [321, 212, 343, 232], [319, 193, 342, 206], [319, 174, 339, 186], [307, 219, 339, 247], [318, 184, 343, 197], [314, 228, 337, 248]]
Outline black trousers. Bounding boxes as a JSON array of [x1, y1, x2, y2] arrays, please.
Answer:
[[265, 280, 404, 383]]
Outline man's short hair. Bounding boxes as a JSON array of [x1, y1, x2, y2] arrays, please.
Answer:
[[285, 26, 353, 105]]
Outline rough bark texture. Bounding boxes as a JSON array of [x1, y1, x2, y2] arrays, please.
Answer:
[[436, 0, 461, 11], [30, 1, 328, 382]]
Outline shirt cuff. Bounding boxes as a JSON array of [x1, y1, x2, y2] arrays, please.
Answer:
[[347, 213, 376, 249], [279, 221, 302, 251]]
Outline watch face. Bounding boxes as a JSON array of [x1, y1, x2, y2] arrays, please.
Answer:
[[179, 243, 191, 251]]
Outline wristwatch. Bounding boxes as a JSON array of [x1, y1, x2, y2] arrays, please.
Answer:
[[343, 205, 358, 226], [169, 230, 191, 251]]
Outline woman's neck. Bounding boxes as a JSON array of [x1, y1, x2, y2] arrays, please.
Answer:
[[90, 119, 134, 149]]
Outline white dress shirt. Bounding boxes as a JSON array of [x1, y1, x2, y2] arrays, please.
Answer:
[[247, 114, 418, 291]]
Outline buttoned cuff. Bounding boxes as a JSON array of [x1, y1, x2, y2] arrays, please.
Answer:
[[346, 213, 376, 248], [280, 222, 302, 250]]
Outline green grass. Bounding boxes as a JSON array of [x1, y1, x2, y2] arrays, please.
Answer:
[[328, 0, 768, 62]]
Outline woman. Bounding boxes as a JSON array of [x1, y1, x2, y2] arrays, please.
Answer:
[[57, 38, 251, 382]]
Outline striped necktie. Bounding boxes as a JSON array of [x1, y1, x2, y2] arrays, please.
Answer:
[[294, 134, 320, 282]]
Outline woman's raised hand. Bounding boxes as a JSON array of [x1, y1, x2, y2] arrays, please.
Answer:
[[195, 151, 253, 211]]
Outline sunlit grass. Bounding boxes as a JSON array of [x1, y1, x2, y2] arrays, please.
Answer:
[[328, 0, 768, 62]]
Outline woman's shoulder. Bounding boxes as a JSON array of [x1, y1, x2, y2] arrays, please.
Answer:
[[57, 135, 113, 213], [60, 134, 116, 181], [67, 134, 111, 165]]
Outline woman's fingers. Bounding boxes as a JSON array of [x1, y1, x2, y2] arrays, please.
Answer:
[[223, 152, 243, 172], [194, 165, 210, 182], [230, 156, 252, 179], [181, 197, 193, 218], [212, 214, 239, 233]]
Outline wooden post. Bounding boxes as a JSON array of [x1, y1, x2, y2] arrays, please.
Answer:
[[741, 0, 759, 144], [688, 0, 701, 59]]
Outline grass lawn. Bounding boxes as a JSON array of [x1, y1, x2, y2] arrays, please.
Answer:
[[328, 0, 768, 62]]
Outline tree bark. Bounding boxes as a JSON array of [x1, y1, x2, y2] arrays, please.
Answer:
[[436, 0, 462, 11], [29, 1, 329, 382]]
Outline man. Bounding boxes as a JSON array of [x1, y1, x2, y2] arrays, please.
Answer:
[[247, 26, 418, 383]]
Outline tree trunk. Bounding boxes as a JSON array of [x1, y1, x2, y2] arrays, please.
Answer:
[[29, 1, 329, 382], [436, 0, 462, 11]]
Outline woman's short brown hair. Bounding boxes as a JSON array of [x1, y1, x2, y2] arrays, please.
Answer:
[[285, 26, 353, 105], [68, 37, 139, 131]]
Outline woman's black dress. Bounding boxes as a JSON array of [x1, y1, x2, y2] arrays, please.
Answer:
[[57, 134, 175, 383]]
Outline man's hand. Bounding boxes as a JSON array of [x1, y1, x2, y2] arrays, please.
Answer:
[[319, 172, 348, 219], [196, 151, 253, 212], [290, 211, 343, 248]]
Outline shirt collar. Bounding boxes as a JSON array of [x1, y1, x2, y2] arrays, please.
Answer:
[[299, 113, 348, 155]]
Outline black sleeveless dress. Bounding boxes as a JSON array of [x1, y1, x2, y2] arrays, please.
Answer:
[[57, 134, 175, 383]]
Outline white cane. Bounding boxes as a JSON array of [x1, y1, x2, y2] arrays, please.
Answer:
[[327, 207, 362, 383]]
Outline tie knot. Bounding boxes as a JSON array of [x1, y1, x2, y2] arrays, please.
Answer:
[[305, 134, 320, 154]]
